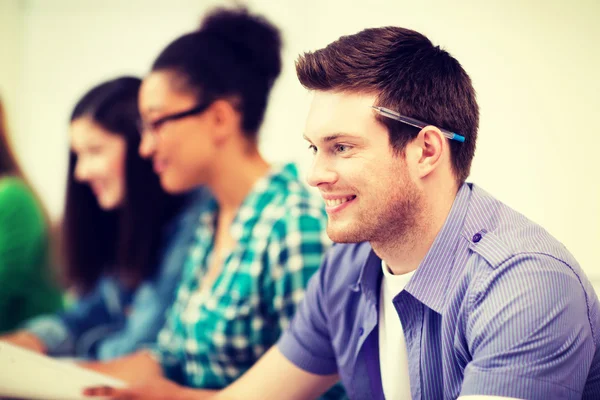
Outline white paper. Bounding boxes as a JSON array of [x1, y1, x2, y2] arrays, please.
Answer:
[[0, 341, 126, 400]]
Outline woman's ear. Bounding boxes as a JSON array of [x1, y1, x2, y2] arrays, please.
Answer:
[[209, 99, 242, 144]]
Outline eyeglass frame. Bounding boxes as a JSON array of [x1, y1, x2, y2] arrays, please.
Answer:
[[137, 101, 213, 136]]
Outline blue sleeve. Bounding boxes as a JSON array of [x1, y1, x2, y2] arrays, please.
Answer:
[[24, 281, 111, 356], [94, 195, 199, 360], [95, 280, 176, 360], [460, 254, 596, 399], [277, 249, 339, 375], [153, 285, 189, 383], [26, 189, 203, 360], [151, 235, 198, 380], [152, 254, 195, 382], [144, 192, 205, 372]]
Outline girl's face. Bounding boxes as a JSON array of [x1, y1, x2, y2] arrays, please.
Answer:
[[137, 71, 220, 194], [70, 117, 127, 210]]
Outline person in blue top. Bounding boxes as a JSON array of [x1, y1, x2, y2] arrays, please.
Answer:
[[0, 76, 205, 360]]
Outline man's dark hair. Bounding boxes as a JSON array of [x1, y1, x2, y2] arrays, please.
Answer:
[[296, 27, 479, 183]]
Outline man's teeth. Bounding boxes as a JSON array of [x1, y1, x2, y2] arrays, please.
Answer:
[[325, 197, 354, 207]]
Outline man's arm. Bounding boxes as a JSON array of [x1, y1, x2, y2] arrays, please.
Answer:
[[84, 346, 337, 400], [460, 254, 595, 398], [214, 346, 338, 400], [458, 397, 522, 400]]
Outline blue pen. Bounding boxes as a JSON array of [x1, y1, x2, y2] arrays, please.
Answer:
[[371, 106, 466, 143]]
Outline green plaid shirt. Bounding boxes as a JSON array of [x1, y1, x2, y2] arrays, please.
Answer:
[[156, 163, 332, 388]]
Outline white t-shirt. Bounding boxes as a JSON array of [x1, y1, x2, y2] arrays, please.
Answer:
[[379, 260, 415, 400]]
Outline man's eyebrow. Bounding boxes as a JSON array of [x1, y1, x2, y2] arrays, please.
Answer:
[[303, 133, 362, 144]]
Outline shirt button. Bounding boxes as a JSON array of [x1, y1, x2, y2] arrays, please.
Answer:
[[472, 233, 482, 243], [359, 327, 364, 336]]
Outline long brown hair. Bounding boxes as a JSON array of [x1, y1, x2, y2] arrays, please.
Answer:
[[64, 77, 184, 293], [0, 97, 24, 178]]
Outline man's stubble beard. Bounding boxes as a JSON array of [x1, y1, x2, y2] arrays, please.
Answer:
[[326, 178, 425, 246]]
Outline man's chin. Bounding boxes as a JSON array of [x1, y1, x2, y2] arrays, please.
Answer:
[[326, 226, 365, 244]]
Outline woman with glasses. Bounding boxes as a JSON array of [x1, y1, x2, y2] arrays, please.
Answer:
[[83, 7, 346, 400], [1, 77, 205, 360], [0, 96, 63, 333]]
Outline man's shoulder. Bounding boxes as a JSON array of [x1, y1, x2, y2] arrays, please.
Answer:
[[462, 185, 597, 339], [466, 184, 578, 270]]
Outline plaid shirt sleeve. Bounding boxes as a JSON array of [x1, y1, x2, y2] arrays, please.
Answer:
[[266, 203, 331, 333], [266, 207, 349, 400], [152, 263, 194, 381]]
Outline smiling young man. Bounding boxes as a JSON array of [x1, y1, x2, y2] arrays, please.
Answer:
[[87, 26, 600, 400], [217, 26, 600, 400]]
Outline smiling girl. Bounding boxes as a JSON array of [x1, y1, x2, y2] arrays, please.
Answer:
[[2, 77, 205, 360]]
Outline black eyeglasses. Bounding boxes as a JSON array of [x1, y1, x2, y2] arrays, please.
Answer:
[[138, 101, 213, 136]]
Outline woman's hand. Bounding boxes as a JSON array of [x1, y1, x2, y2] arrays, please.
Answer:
[[0, 331, 46, 353]]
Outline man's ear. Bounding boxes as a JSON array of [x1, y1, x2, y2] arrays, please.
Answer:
[[406, 126, 445, 179]]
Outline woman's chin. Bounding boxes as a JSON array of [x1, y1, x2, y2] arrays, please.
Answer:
[[96, 194, 122, 211], [160, 175, 194, 194]]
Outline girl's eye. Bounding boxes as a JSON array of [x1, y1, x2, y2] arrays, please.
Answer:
[[87, 146, 103, 155], [308, 144, 317, 155]]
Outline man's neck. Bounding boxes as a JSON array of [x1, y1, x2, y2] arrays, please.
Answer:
[[372, 184, 459, 276]]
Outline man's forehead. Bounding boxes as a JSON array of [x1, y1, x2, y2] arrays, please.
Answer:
[[304, 91, 378, 139], [309, 91, 376, 111]]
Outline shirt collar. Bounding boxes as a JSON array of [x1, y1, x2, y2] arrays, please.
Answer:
[[355, 183, 473, 314], [403, 182, 472, 313], [353, 249, 383, 305]]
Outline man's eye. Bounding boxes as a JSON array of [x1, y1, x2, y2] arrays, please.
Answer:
[[308, 144, 317, 155], [334, 144, 351, 154]]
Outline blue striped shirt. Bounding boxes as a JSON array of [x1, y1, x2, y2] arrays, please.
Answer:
[[279, 183, 600, 399]]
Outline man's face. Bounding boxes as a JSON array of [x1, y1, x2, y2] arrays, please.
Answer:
[[304, 92, 422, 244]]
